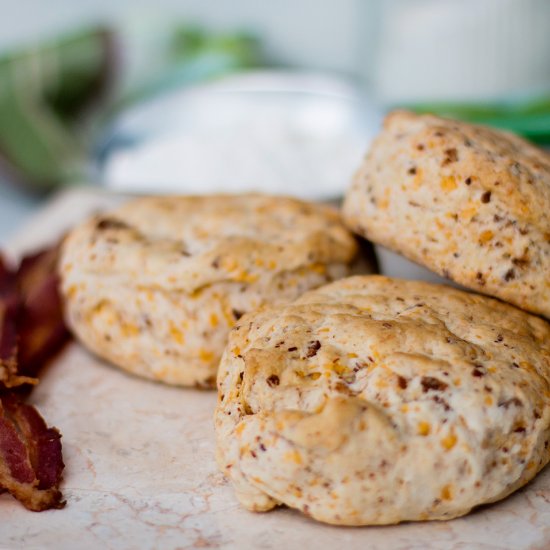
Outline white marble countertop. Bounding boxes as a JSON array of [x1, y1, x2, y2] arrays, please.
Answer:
[[1, 188, 549, 550]]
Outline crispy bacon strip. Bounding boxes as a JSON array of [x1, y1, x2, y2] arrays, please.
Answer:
[[16, 248, 70, 378], [0, 246, 68, 511], [0, 394, 64, 510], [0, 255, 11, 289], [0, 255, 35, 389]]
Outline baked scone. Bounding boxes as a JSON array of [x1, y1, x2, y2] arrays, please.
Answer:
[[60, 194, 360, 387], [215, 275, 550, 525], [343, 111, 550, 318]]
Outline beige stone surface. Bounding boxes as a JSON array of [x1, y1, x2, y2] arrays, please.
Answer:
[[0, 188, 548, 549]]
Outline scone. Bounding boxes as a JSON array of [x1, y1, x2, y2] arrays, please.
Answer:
[[343, 111, 550, 318], [215, 275, 550, 525], [60, 194, 361, 387]]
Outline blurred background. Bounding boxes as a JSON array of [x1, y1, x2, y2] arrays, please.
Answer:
[[1, 0, 550, 243]]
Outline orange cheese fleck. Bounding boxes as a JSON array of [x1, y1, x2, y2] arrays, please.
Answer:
[[199, 348, 214, 362], [121, 323, 140, 337], [479, 230, 494, 244], [235, 423, 246, 436], [441, 176, 457, 191], [412, 168, 424, 189], [441, 431, 457, 451], [310, 263, 327, 275], [440, 484, 454, 501], [209, 313, 219, 327], [236, 270, 259, 283], [169, 324, 185, 345], [460, 205, 478, 221], [284, 450, 303, 465], [327, 362, 350, 376], [418, 421, 431, 436], [222, 257, 238, 271]]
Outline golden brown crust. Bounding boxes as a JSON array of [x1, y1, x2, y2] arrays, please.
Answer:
[[215, 275, 550, 525], [343, 111, 550, 318]]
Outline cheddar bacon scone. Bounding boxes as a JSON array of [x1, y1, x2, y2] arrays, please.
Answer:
[[59, 195, 361, 387], [215, 276, 550, 525], [343, 111, 550, 318]]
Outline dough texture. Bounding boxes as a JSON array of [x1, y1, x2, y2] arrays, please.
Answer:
[[215, 275, 550, 525], [343, 111, 550, 318], [60, 195, 360, 387]]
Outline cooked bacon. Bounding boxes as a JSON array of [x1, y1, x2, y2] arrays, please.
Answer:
[[0, 255, 18, 381], [0, 394, 64, 510], [0, 291, 20, 386], [0, 255, 12, 288], [16, 247, 58, 299], [16, 248, 70, 378], [0, 255, 35, 389], [0, 246, 68, 511]]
